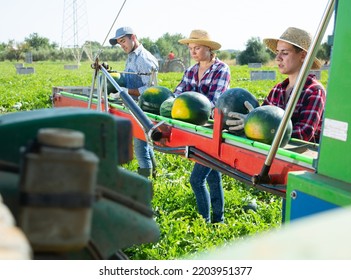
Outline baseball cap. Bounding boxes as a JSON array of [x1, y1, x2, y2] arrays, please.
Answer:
[[109, 26, 135, 45]]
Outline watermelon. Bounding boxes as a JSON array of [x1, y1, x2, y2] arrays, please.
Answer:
[[171, 91, 211, 125], [138, 86, 174, 114], [244, 105, 292, 147], [216, 88, 260, 135], [160, 97, 175, 118], [106, 72, 126, 94]]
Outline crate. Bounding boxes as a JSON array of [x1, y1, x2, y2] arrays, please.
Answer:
[[248, 63, 262, 68], [16, 67, 35, 75], [52, 86, 93, 96], [14, 63, 24, 68], [64, 65, 79, 70], [250, 70, 276, 80], [309, 70, 321, 80]]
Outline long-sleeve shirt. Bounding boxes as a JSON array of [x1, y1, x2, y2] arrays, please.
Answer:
[[173, 58, 230, 108], [124, 44, 159, 95], [262, 74, 326, 142]]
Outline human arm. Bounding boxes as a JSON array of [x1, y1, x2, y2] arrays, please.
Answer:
[[290, 85, 325, 141], [262, 77, 326, 142], [225, 101, 255, 131]]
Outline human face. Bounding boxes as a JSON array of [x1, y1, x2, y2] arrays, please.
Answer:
[[275, 41, 306, 75], [116, 35, 135, 54], [188, 43, 211, 63]]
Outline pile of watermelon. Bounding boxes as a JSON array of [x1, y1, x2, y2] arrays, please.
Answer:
[[138, 86, 292, 147]]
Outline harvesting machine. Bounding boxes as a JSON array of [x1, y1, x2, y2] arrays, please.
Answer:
[[1, 0, 350, 259]]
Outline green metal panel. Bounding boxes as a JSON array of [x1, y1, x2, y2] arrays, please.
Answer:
[[0, 108, 159, 258], [285, 171, 351, 222], [318, 0, 351, 182], [0, 107, 132, 189]]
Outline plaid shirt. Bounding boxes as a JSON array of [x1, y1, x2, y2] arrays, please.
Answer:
[[173, 58, 230, 108], [262, 74, 326, 142]]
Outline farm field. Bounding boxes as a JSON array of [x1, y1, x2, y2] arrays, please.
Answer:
[[0, 61, 329, 260]]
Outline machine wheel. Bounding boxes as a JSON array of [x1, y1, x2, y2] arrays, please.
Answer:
[[167, 60, 186, 72]]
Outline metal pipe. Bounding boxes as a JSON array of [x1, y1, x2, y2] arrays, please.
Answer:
[[99, 66, 163, 142], [253, 0, 335, 184]]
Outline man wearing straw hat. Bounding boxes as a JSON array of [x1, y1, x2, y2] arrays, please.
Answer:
[[227, 27, 326, 143], [174, 29, 231, 223]]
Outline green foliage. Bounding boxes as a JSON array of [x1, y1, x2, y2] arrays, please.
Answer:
[[123, 152, 282, 260], [317, 42, 332, 62], [24, 33, 52, 50], [217, 50, 231, 61], [0, 61, 92, 113], [237, 37, 270, 65]]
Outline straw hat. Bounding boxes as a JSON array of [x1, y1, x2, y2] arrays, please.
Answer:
[[178, 29, 221, 50], [263, 27, 322, 69]]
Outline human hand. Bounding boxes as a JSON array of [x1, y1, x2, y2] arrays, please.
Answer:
[[226, 101, 255, 132], [118, 87, 128, 93], [109, 92, 120, 99], [101, 62, 110, 70]]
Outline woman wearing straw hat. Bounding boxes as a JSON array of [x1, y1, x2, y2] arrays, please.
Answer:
[[174, 29, 231, 223], [227, 27, 326, 143]]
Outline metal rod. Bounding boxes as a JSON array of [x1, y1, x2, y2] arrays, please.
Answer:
[[253, 0, 335, 184], [88, 64, 98, 109], [99, 66, 163, 141], [112, 70, 152, 76]]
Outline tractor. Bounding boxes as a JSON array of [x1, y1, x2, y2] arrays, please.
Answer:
[[150, 44, 189, 73]]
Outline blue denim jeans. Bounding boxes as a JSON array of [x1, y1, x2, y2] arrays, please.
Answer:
[[133, 137, 154, 169], [189, 163, 224, 223]]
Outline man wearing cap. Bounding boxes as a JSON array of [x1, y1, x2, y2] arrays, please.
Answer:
[[226, 27, 326, 143], [109, 26, 159, 178]]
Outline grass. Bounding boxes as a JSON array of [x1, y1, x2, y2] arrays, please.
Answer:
[[123, 152, 282, 260], [0, 60, 329, 260]]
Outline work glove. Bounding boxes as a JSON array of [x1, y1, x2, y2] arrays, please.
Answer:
[[108, 92, 120, 99], [226, 101, 255, 132], [108, 87, 128, 99], [101, 62, 110, 71]]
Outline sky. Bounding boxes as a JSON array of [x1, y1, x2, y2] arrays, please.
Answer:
[[1, 0, 334, 51]]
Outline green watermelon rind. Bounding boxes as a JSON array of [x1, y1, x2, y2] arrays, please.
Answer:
[[160, 97, 175, 118], [244, 105, 292, 147], [216, 87, 260, 135], [171, 91, 211, 125], [139, 86, 174, 114], [107, 72, 126, 94]]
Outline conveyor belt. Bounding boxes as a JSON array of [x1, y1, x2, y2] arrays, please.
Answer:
[[52, 89, 318, 196]]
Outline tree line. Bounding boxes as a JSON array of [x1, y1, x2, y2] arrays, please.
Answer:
[[0, 32, 331, 65]]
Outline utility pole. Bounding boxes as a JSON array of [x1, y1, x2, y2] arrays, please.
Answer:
[[61, 0, 92, 65]]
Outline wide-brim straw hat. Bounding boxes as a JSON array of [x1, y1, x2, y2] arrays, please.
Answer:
[[178, 29, 221, 50], [263, 27, 322, 69]]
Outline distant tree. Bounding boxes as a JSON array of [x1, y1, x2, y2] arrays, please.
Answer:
[[24, 33, 51, 50], [139, 37, 154, 52], [217, 50, 231, 61], [237, 37, 270, 65], [155, 33, 185, 58], [5, 40, 30, 61], [317, 42, 331, 63]]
